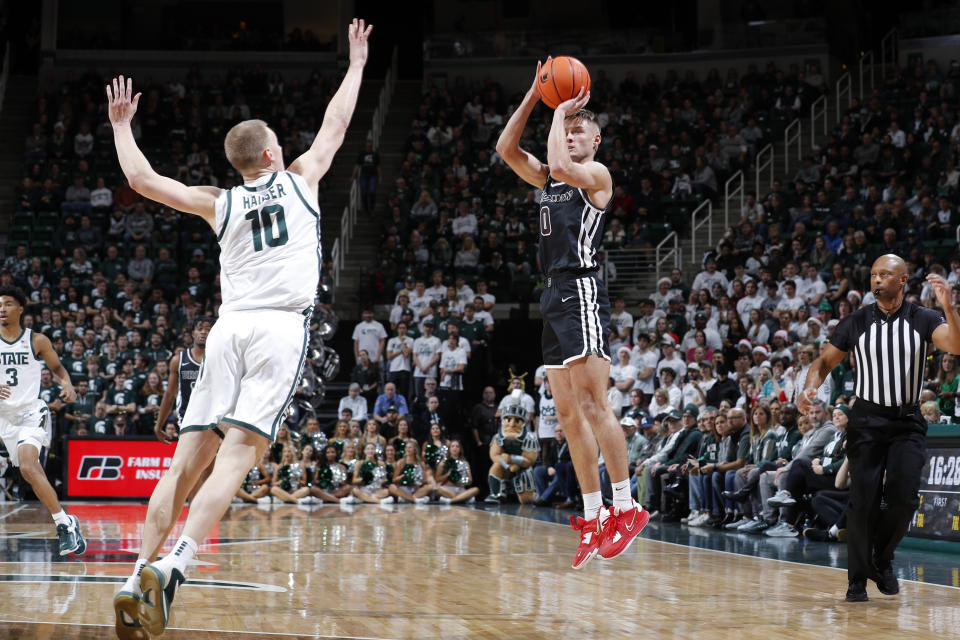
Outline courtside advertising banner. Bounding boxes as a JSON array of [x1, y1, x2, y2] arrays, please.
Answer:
[[66, 438, 178, 498]]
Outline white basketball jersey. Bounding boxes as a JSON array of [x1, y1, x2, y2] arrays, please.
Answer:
[[0, 329, 42, 410], [214, 171, 322, 314]]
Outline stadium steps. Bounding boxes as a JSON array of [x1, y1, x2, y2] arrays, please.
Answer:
[[0, 75, 38, 240], [333, 79, 422, 313], [318, 80, 383, 261], [316, 381, 348, 423]]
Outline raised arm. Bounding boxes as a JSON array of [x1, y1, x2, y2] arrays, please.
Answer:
[[288, 19, 373, 192], [494, 61, 549, 189], [928, 273, 960, 354], [107, 76, 219, 227]]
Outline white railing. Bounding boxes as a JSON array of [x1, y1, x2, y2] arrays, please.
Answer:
[[655, 232, 680, 282], [835, 72, 852, 121], [330, 238, 341, 292], [689, 199, 712, 266], [723, 170, 744, 229], [783, 118, 801, 175], [810, 94, 827, 148], [755, 143, 773, 201], [880, 28, 898, 79], [956, 223, 959, 248], [858, 50, 874, 100], [335, 47, 399, 293]]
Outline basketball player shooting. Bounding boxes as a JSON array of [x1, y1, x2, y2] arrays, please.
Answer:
[[496, 59, 648, 570], [107, 18, 372, 639]]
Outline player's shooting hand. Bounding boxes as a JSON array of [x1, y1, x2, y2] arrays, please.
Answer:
[[926, 273, 953, 309], [106, 76, 141, 126], [797, 387, 816, 415], [0, 384, 10, 401], [347, 18, 373, 68], [59, 386, 77, 403], [555, 87, 590, 116]]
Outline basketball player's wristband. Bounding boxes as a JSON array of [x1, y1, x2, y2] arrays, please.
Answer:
[[510, 455, 526, 467], [499, 459, 511, 470]]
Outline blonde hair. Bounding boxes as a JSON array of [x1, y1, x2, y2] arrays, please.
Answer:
[[224, 119, 273, 172]]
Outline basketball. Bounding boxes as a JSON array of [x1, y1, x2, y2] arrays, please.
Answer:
[[537, 56, 591, 109]]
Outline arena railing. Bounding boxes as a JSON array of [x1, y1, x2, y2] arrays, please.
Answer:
[[880, 28, 898, 79], [336, 46, 399, 294], [655, 231, 680, 282], [689, 199, 712, 267], [810, 94, 827, 148], [723, 170, 744, 229], [755, 143, 774, 202], [783, 119, 801, 175], [858, 50, 875, 100], [835, 72, 852, 122]]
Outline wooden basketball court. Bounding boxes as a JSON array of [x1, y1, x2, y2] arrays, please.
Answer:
[[0, 501, 957, 639]]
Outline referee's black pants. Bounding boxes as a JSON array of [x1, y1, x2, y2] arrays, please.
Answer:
[[846, 400, 926, 584]]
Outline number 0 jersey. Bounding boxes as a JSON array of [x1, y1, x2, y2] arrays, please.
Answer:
[[0, 329, 42, 412], [537, 174, 610, 275], [214, 170, 322, 314]]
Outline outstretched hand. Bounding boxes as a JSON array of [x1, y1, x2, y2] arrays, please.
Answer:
[[106, 76, 141, 126], [347, 18, 373, 68], [555, 86, 590, 115], [529, 58, 547, 99]]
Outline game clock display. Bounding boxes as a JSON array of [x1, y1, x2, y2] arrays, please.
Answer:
[[909, 446, 960, 542]]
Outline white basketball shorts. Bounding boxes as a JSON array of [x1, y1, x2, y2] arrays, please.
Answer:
[[0, 399, 52, 467], [180, 309, 310, 442]]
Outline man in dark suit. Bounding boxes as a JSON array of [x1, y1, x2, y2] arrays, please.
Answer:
[[534, 427, 576, 506]]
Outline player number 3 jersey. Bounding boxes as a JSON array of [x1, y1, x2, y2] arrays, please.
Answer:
[[214, 170, 322, 314], [0, 329, 42, 411]]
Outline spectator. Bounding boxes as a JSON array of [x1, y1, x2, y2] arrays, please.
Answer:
[[351, 138, 380, 213], [412, 320, 442, 398], [350, 349, 380, 408], [437, 332, 467, 434], [385, 321, 414, 400], [534, 426, 575, 506], [373, 382, 410, 425], [124, 202, 153, 244], [338, 382, 369, 423], [352, 307, 387, 364]]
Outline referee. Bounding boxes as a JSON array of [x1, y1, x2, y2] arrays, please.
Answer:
[[798, 255, 960, 602]]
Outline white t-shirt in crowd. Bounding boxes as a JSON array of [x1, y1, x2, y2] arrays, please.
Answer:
[[386, 335, 414, 373], [352, 320, 388, 360], [629, 348, 660, 395], [610, 362, 638, 408], [424, 285, 447, 302], [439, 347, 468, 390], [609, 311, 634, 350], [412, 335, 442, 379], [337, 394, 369, 421], [536, 394, 558, 438]]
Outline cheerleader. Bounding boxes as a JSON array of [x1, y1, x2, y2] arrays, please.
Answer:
[[422, 422, 449, 471], [294, 445, 319, 505], [330, 420, 350, 457], [435, 439, 479, 504], [340, 440, 359, 476], [270, 447, 311, 504], [270, 424, 297, 463], [383, 443, 398, 482], [389, 418, 417, 460], [388, 438, 436, 504], [350, 442, 391, 504], [236, 448, 273, 503], [310, 445, 352, 503], [359, 419, 387, 459]]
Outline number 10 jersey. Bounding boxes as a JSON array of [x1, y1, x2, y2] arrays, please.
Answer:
[[214, 170, 322, 314]]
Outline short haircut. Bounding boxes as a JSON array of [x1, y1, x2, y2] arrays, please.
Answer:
[[224, 119, 273, 172], [565, 108, 601, 132], [0, 285, 26, 308]]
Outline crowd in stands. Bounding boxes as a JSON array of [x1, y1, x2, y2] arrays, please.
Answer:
[[5, 52, 960, 536], [7, 65, 340, 445]]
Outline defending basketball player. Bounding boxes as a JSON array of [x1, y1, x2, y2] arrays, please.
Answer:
[[0, 286, 84, 558], [108, 19, 372, 639], [496, 60, 648, 569]]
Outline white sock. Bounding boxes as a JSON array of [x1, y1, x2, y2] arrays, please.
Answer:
[[122, 559, 148, 594], [163, 535, 198, 575], [828, 524, 839, 538], [583, 491, 603, 522], [611, 479, 633, 512], [134, 558, 148, 577], [52, 510, 70, 527]]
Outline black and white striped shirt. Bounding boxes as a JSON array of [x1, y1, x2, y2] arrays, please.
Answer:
[[830, 301, 945, 406]]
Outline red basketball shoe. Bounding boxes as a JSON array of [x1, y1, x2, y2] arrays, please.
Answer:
[[598, 501, 648, 560], [570, 514, 605, 570]]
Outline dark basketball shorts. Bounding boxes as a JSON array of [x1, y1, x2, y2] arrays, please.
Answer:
[[540, 271, 611, 368]]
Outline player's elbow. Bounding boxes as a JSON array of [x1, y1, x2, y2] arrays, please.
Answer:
[[548, 162, 575, 182]]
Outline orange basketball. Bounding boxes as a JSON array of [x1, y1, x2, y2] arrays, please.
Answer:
[[537, 56, 591, 109]]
